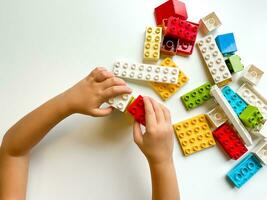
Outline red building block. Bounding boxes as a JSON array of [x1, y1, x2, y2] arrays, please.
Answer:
[[127, 95, 146, 126], [213, 123, 248, 160], [154, 0, 188, 25], [161, 35, 178, 56], [176, 39, 194, 55]]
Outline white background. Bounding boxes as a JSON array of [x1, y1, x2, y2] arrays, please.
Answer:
[[0, 0, 267, 199]]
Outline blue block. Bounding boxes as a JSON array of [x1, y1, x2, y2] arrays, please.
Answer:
[[227, 153, 262, 188], [215, 33, 237, 55], [222, 86, 247, 116]]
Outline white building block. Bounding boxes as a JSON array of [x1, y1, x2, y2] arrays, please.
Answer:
[[113, 61, 179, 84], [197, 35, 232, 87], [199, 12, 222, 35], [237, 83, 267, 118], [108, 94, 134, 112], [206, 105, 228, 128], [210, 85, 253, 146], [242, 65, 264, 86], [252, 139, 267, 165]]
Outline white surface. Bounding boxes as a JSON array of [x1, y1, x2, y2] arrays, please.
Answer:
[[0, 0, 267, 199]]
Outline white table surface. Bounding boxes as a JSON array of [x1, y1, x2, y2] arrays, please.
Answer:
[[1, 0, 267, 199]]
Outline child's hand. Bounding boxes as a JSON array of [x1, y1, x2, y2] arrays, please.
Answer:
[[63, 67, 132, 117], [133, 97, 174, 165]]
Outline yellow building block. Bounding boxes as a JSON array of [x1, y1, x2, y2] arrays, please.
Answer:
[[150, 58, 189, 101], [173, 114, 216, 156], [143, 26, 162, 63]]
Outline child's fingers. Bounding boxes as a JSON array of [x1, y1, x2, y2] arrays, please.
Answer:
[[89, 67, 106, 78], [149, 98, 165, 123], [103, 85, 132, 99], [94, 70, 114, 82], [143, 96, 156, 126], [101, 77, 127, 89], [160, 104, 171, 123], [90, 107, 113, 117], [133, 121, 143, 146]]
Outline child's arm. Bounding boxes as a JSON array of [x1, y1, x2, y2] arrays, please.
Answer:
[[0, 67, 132, 200], [133, 97, 180, 200]]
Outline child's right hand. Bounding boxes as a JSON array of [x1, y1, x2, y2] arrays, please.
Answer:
[[133, 97, 174, 166], [63, 67, 132, 117]]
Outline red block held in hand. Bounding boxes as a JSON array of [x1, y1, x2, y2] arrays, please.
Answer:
[[127, 95, 146, 126]]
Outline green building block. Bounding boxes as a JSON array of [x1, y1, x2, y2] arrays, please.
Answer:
[[225, 55, 244, 73], [239, 105, 264, 128], [181, 82, 212, 110]]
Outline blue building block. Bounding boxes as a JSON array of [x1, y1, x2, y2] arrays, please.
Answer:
[[215, 33, 237, 56], [222, 86, 247, 116], [227, 153, 262, 188]]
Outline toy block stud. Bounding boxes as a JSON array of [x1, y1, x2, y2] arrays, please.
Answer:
[[206, 105, 228, 128], [237, 83, 267, 119], [108, 94, 134, 112], [213, 123, 248, 160], [227, 153, 262, 188], [150, 58, 189, 101], [215, 33, 237, 56], [154, 0, 188, 25], [197, 35, 232, 87], [225, 55, 244, 73], [113, 61, 179, 84], [160, 36, 178, 56], [242, 65, 264, 86], [176, 39, 195, 56], [143, 27, 162, 63], [199, 12, 222, 35], [239, 105, 264, 128], [253, 139, 267, 165], [222, 86, 248, 116], [127, 95, 146, 126], [173, 114, 216, 156], [181, 82, 212, 110]]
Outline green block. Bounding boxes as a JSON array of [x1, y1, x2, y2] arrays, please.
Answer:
[[239, 105, 264, 128], [181, 82, 212, 110], [225, 55, 244, 73]]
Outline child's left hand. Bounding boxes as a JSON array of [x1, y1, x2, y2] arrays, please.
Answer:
[[63, 67, 132, 117]]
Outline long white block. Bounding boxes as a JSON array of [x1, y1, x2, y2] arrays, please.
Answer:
[[252, 139, 267, 165], [210, 85, 253, 146], [112, 61, 179, 84]]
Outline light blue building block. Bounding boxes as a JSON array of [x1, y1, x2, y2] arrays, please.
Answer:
[[222, 86, 247, 116], [227, 153, 262, 188], [215, 33, 237, 56]]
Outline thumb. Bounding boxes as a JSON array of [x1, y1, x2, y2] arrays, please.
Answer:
[[133, 121, 143, 146], [90, 107, 113, 117]]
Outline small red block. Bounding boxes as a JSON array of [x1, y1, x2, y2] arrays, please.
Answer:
[[127, 95, 146, 126], [213, 123, 248, 160], [154, 0, 188, 25]]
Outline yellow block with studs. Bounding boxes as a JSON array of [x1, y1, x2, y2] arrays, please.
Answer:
[[150, 58, 189, 101], [143, 26, 162, 63], [173, 114, 216, 156]]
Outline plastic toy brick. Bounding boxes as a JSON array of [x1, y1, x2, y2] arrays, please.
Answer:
[[237, 83, 267, 118], [181, 82, 212, 110], [239, 105, 264, 128], [154, 0, 188, 25], [160, 35, 178, 56], [227, 153, 262, 188], [112, 61, 179, 84], [215, 33, 237, 56], [253, 139, 267, 165], [199, 12, 222, 35], [213, 123, 248, 160], [127, 95, 146, 126], [143, 27, 162, 63], [222, 86, 248, 116], [176, 39, 195, 55], [108, 94, 134, 112], [242, 64, 264, 86], [210, 85, 253, 146], [173, 114, 216, 156], [197, 35, 232, 87], [150, 58, 189, 101], [225, 55, 244, 73], [206, 105, 228, 128]]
